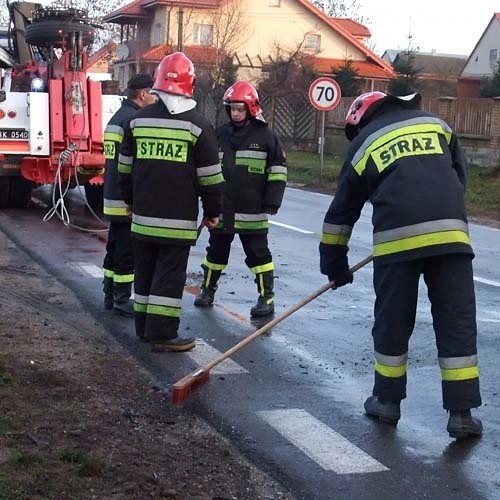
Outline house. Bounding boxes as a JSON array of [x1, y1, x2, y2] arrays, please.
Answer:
[[382, 49, 467, 97], [87, 40, 118, 80], [458, 13, 500, 97], [102, 0, 394, 92]]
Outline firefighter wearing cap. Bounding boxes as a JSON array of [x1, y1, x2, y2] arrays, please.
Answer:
[[118, 52, 224, 352], [319, 91, 482, 438], [102, 73, 157, 317], [194, 81, 287, 317]]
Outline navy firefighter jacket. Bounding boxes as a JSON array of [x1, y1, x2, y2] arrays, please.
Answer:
[[215, 119, 287, 234], [102, 98, 140, 223], [320, 102, 473, 277]]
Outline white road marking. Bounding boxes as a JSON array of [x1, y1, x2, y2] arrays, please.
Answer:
[[474, 276, 500, 287], [257, 408, 388, 474], [72, 262, 103, 278], [188, 339, 248, 374], [269, 220, 314, 234]]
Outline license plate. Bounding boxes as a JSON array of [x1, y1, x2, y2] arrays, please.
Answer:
[[0, 129, 29, 140]]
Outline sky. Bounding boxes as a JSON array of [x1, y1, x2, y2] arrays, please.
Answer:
[[359, 0, 499, 57]]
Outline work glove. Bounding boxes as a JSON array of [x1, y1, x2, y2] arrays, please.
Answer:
[[328, 269, 353, 290]]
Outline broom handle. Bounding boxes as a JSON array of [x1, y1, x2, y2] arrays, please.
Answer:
[[201, 254, 373, 372]]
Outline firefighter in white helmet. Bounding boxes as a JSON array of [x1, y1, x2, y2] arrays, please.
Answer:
[[319, 90, 482, 438], [119, 52, 224, 352], [194, 81, 287, 317]]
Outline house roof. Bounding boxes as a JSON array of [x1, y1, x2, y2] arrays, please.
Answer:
[[103, 0, 218, 23], [123, 43, 219, 66], [307, 57, 393, 79], [293, 0, 394, 75], [460, 13, 500, 77], [88, 41, 117, 68], [393, 52, 467, 78], [332, 18, 370, 39]]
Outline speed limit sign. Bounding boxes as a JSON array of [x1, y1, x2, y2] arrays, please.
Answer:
[[308, 77, 342, 111]]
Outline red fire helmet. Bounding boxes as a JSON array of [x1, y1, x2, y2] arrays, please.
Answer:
[[153, 52, 195, 97]]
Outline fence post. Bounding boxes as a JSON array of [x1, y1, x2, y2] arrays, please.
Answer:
[[438, 97, 456, 126], [490, 97, 500, 148]]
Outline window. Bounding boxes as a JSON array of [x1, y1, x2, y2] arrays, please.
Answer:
[[489, 49, 498, 64], [193, 24, 214, 46], [269, 0, 280, 5], [304, 34, 321, 52]]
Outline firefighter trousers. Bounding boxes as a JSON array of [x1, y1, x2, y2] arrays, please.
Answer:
[[103, 222, 134, 285], [132, 240, 190, 342], [371, 254, 481, 411], [204, 232, 272, 271]]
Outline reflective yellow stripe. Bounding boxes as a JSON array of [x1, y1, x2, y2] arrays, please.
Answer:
[[236, 157, 266, 174], [375, 360, 407, 378], [134, 302, 147, 313], [131, 222, 197, 241], [113, 273, 134, 284], [198, 172, 225, 186], [441, 366, 479, 381], [132, 127, 197, 143], [103, 268, 114, 278], [250, 262, 274, 274], [234, 220, 269, 230], [104, 132, 123, 143], [321, 233, 350, 245], [103, 206, 129, 216], [373, 230, 470, 257], [146, 304, 181, 318], [202, 258, 226, 271], [118, 163, 132, 174], [268, 173, 287, 182]]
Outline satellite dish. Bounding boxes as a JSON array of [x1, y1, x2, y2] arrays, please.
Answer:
[[116, 43, 129, 61]]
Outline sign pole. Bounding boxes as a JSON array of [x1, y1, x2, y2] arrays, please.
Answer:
[[319, 111, 325, 183], [308, 77, 342, 187]]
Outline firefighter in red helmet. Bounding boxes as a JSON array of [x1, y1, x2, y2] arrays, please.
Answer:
[[119, 52, 224, 352], [319, 91, 483, 438], [194, 81, 287, 317]]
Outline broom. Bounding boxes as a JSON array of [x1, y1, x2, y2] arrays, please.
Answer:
[[172, 254, 373, 404]]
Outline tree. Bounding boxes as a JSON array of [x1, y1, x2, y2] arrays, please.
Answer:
[[258, 40, 318, 96], [310, 0, 363, 20], [388, 34, 421, 95], [480, 61, 500, 98], [331, 59, 361, 97]]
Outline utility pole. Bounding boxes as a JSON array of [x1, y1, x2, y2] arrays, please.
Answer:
[[177, 8, 184, 52]]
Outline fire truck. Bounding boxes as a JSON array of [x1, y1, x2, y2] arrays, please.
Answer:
[[0, 1, 121, 209]]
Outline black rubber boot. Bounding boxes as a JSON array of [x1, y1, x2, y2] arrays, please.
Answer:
[[151, 336, 196, 352], [364, 395, 401, 425], [113, 282, 134, 318], [194, 267, 221, 307], [447, 409, 483, 439], [250, 270, 275, 317], [103, 276, 114, 310]]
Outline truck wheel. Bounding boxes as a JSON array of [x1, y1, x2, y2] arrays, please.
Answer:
[[8, 177, 33, 208], [84, 183, 103, 215], [25, 20, 95, 48]]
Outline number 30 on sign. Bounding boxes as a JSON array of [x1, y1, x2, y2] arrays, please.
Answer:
[[308, 77, 342, 111]]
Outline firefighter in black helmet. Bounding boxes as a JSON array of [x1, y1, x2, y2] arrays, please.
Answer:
[[194, 81, 287, 317], [102, 73, 157, 317], [319, 91, 482, 439]]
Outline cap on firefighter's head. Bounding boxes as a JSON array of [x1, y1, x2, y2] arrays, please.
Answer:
[[344, 91, 422, 141], [223, 81, 265, 122], [153, 52, 195, 97], [127, 73, 154, 90]]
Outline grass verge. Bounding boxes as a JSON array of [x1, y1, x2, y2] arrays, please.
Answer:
[[287, 151, 500, 221]]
